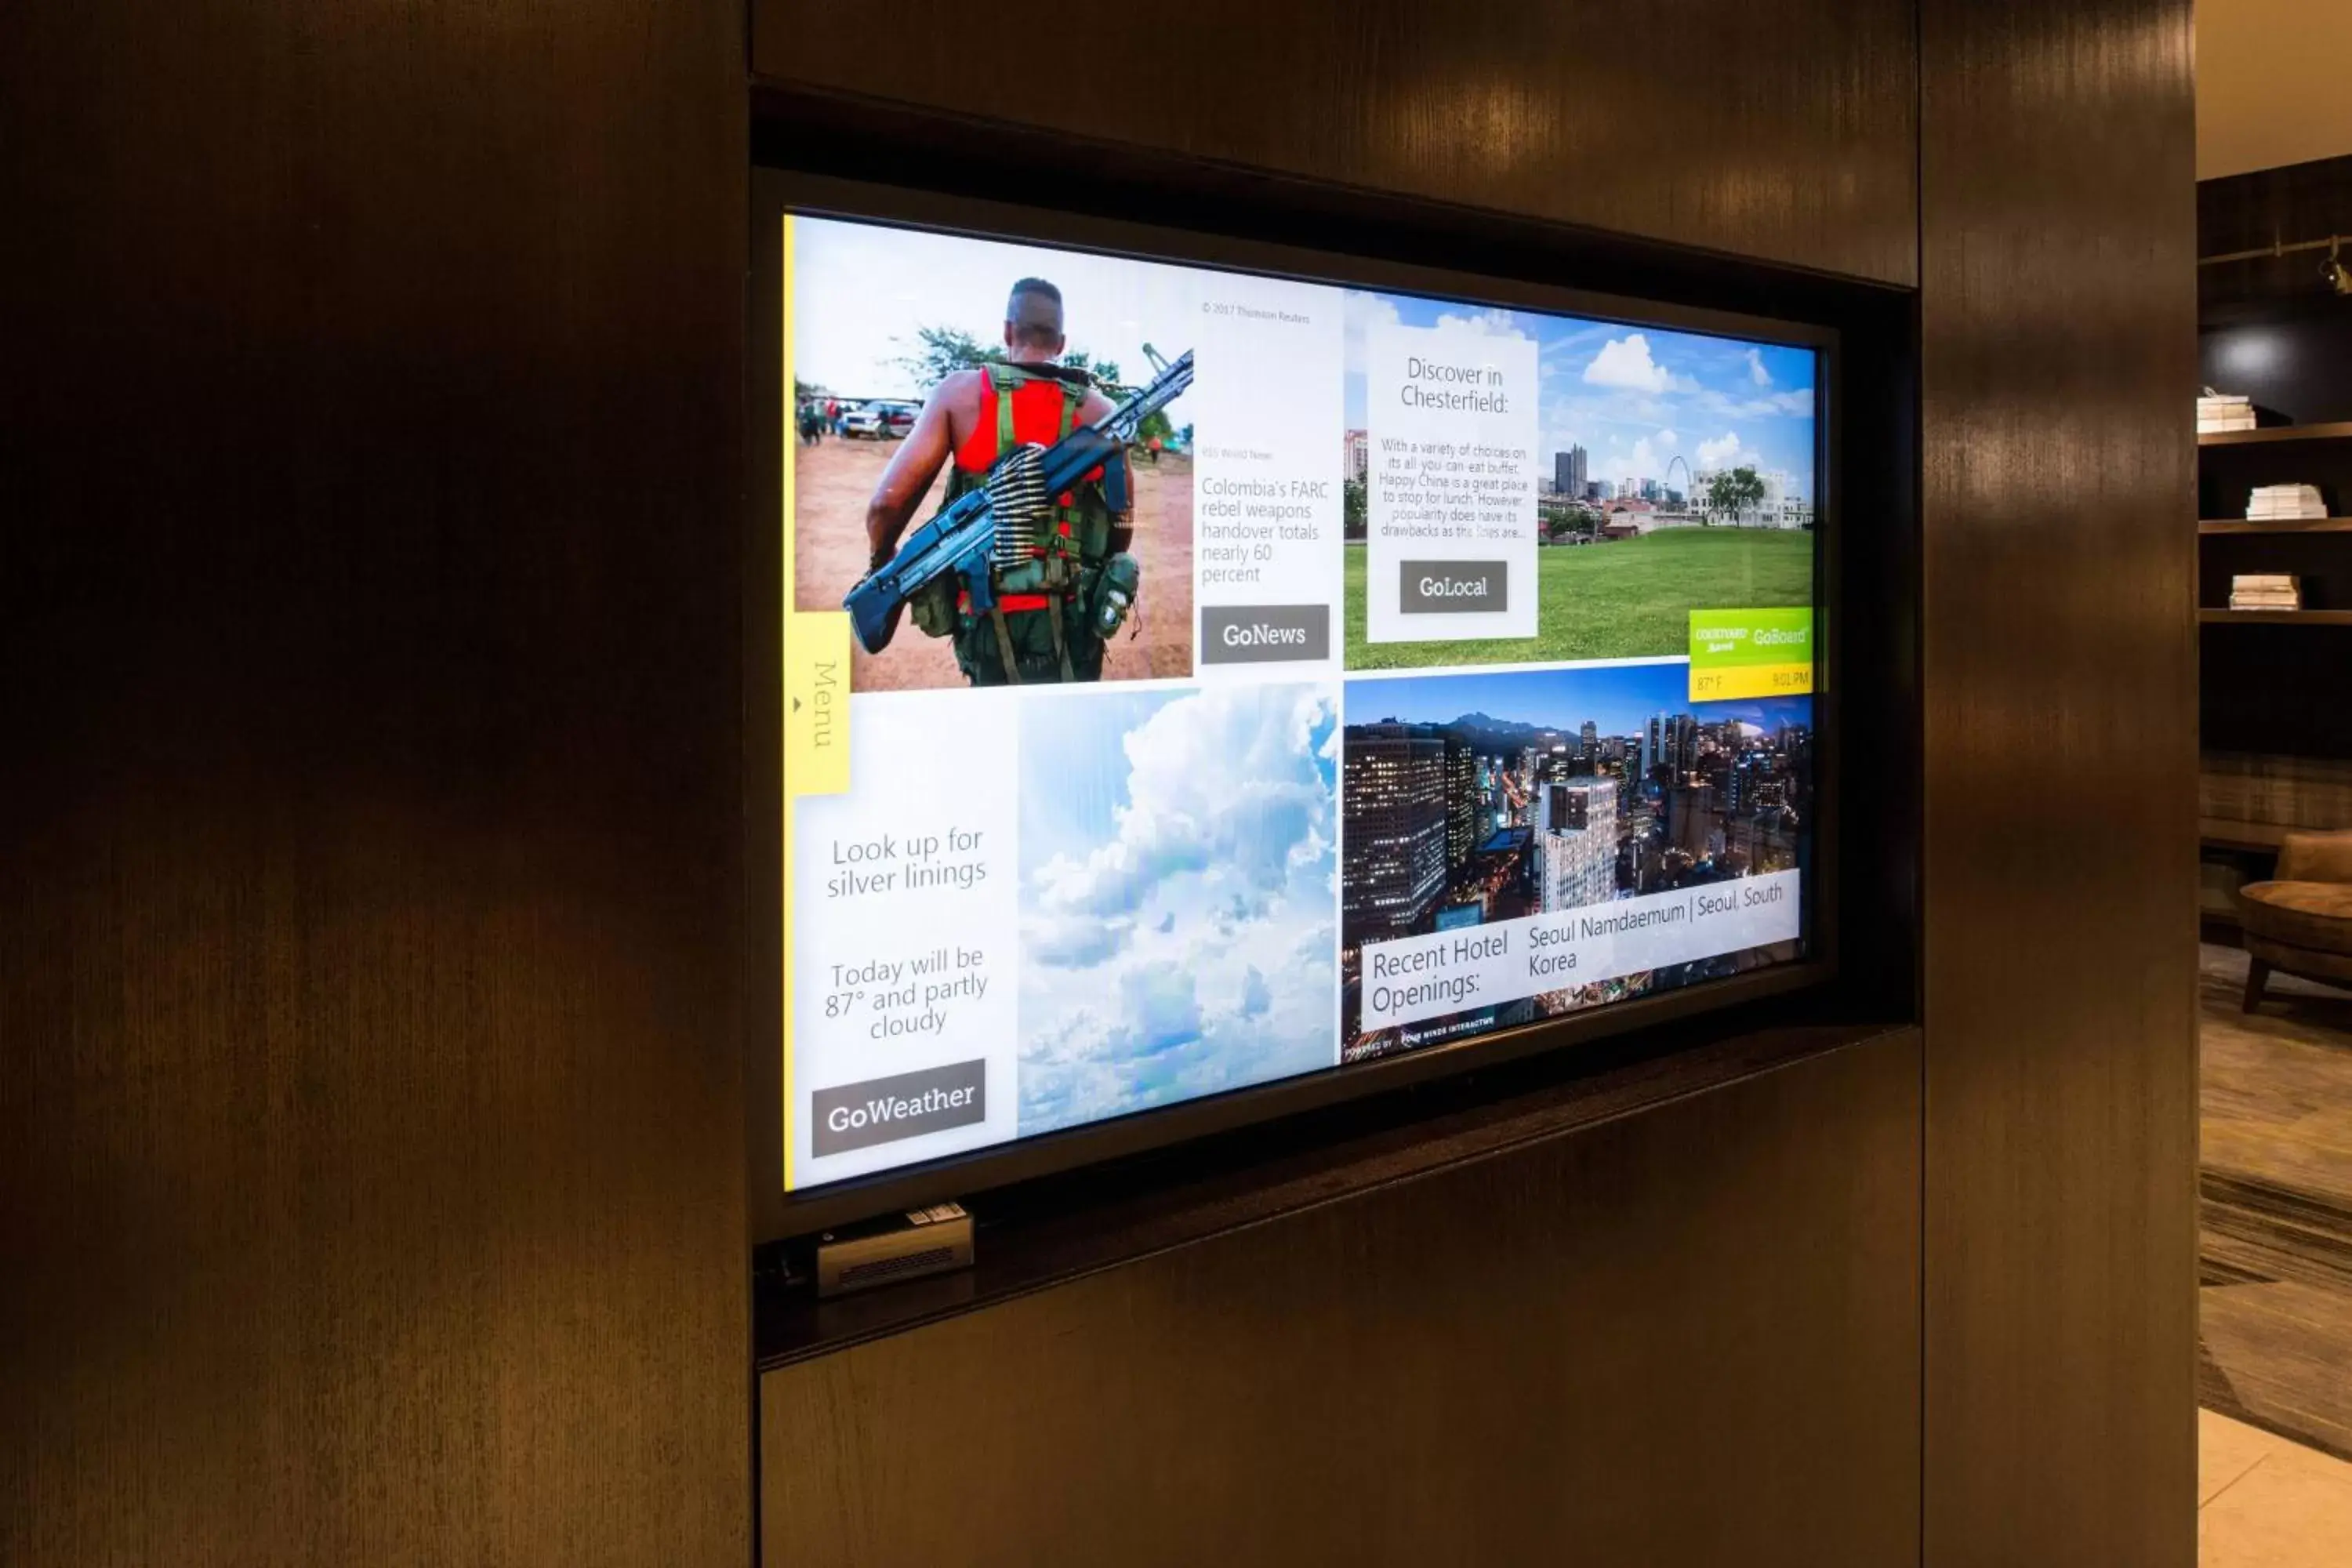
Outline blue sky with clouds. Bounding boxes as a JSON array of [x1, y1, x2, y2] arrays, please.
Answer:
[[1348, 663, 1813, 739], [1015, 684, 1340, 1133], [1344, 290, 1818, 495]]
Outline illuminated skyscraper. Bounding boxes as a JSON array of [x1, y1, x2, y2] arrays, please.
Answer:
[[1444, 738, 1478, 871], [1537, 781, 1618, 913], [1343, 724, 1449, 938], [1671, 714, 1698, 780]]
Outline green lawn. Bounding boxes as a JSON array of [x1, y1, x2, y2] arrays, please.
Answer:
[[1343, 528, 1813, 669]]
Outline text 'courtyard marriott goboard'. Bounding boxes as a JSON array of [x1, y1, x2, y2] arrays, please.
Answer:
[[775, 194, 1826, 1210]]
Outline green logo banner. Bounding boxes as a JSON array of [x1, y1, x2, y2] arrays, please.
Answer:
[[1689, 608, 1813, 700]]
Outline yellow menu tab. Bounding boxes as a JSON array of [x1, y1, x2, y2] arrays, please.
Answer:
[[783, 610, 851, 797]]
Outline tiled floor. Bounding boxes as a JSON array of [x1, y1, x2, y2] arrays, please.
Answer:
[[2200, 1407, 2352, 1564]]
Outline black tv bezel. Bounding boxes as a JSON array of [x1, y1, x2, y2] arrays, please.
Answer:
[[750, 168, 1842, 1243]]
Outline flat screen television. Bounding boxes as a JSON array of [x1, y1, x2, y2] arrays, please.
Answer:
[[752, 172, 1836, 1239]]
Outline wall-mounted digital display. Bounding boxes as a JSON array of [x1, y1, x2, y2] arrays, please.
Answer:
[[775, 200, 1822, 1200]]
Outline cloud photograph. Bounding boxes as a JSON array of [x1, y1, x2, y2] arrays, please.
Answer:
[[1016, 684, 1341, 1133]]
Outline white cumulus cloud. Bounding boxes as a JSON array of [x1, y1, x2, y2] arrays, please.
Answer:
[[1017, 684, 1340, 1134], [1028, 685, 1334, 928], [1582, 332, 1671, 393], [1745, 348, 1772, 386], [1697, 431, 1752, 469]]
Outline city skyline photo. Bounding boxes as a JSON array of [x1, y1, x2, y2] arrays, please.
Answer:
[[1338, 661, 1813, 1061]]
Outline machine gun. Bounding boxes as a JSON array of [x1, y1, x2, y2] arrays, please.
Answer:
[[842, 346, 1195, 655]]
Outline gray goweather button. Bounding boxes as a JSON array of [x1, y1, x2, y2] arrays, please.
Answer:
[[1199, 604, 1331, 664], [811, 1059, 987, 1156], [1399, 560, 1508, 614]]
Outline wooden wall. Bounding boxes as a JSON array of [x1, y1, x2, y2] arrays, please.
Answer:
[[1917, 4, 2200, 1563], [2, 0, 2195, 1562], [750, 1, 1919, 288], [764, 1032, 1923, 1568], [0, 2, 752, 1565], [753, 0, 2198, 1562]]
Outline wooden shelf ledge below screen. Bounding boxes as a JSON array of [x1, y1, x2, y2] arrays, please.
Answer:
[[2199, 421, 2352, 448], [2199, 518, 2352, 535], [2198, 608, 2352, 625]]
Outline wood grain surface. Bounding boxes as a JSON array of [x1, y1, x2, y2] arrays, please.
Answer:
[[763, 1029, 1922, 1568], [0, 3, 751, 1565], [1918, 2, 2200, 1563], [750, 0, 1918, 289], [0, 0, 2212, 1559]]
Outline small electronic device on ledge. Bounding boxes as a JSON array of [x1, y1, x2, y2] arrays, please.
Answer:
[[813, 1201, 976, 1298]]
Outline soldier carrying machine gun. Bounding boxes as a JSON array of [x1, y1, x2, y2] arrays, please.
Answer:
[[849, 274, 1193, 685]]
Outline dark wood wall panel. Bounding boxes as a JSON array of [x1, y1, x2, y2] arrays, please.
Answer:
[[763, 1031, 1922, 1568], [750, 0, 1918, 288], [1918, 2, 2199, 1564], [0, 3, 750, 1565]]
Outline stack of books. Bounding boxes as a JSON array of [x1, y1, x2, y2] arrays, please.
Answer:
[[2230, 573, 2303, 612], [2247, 484, 2328, 521], [2199, 390, 2257, 434]]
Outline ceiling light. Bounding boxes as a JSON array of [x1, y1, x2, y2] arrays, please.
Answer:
[[2325, 242, 2352, 298]]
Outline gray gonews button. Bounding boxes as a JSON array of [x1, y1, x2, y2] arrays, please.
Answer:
[[1399, 560, 1508, 614], [811, 1059, 987, 1156], [1200, 604, 1331, 664]]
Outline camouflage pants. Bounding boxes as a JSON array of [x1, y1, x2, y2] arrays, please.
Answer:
[[953, 600, 1106, 686]]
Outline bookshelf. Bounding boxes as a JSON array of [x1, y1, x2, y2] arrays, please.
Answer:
[[2199, 422, 2352, 619], [2198, 421, 2352, 448], [2199, 608, 2352, 626], [2198, 414, 2352, 891], [2198, 517, 2352, 535]]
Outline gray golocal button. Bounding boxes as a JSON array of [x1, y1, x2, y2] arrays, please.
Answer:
[[811, 1058, 987, 1156], [1399, 559, 1508, 614], [1199, 604, 1331, 664]]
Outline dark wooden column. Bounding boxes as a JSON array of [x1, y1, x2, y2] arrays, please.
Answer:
[[1918, 2, 2200, 1563], [0, 3, 752, 1563]]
